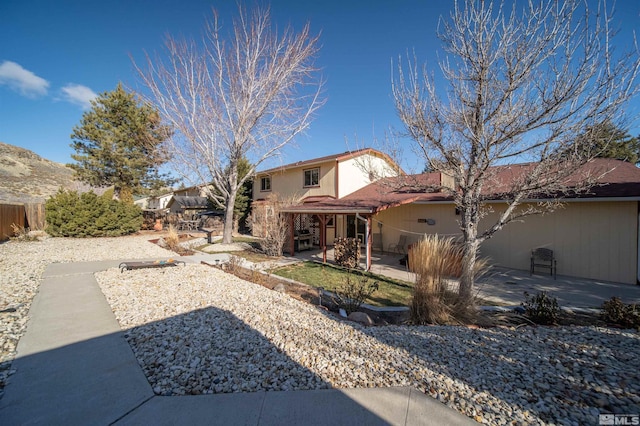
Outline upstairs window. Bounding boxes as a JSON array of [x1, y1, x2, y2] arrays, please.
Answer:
[[304, 167, 320, 187], [260, 176, 271, 191]]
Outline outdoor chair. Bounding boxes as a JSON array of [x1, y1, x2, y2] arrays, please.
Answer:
[[388, 234, 408, 254], [530, 248, 556, 279]]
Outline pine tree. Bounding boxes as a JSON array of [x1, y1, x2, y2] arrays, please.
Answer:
[[578, 121, 640, 165], [69, 83, 174, 200]]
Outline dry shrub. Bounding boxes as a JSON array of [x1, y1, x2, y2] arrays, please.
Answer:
[[332, 270, 379, 315], [224, 255, 242, 274], [409, 235, 488, 325], [164, 224, 181, 251], [9, 223, 39, 242], [246, 193, 299, 257]]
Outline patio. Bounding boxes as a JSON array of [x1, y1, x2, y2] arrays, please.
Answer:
[[293, 248, 640, 309]]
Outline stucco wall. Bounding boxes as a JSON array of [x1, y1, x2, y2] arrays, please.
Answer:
[[338, 154, 396, 198], [376, 201, 638, 284]]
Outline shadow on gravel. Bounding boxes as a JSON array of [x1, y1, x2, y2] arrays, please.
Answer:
[[0, 306, 393, 425]]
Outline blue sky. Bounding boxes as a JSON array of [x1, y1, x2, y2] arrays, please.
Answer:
[[1, 0, 639, 173]]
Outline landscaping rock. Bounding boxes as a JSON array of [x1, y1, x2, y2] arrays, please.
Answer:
[[273, 283, 286, 293], [347, 311, 374, 326]]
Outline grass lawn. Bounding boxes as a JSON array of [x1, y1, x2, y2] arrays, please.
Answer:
[[271, 261, 414, 307], [196, 236, 275, 263]]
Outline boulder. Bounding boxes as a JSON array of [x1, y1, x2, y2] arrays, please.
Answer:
[[347, 311, 374, 326], [273, 283, 287, 293]]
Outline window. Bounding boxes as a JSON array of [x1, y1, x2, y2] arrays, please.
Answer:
[[260, 176, 271, 191], [304, 167, 319, 187]]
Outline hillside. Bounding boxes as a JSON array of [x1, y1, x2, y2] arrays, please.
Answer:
[[0, 142, 82, 204]]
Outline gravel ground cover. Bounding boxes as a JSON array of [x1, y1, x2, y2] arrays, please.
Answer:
[[97, 263, 640, 426], [2, 235, 639, 425]]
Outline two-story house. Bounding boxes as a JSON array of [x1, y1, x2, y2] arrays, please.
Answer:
[[251, 148, 401, 248]]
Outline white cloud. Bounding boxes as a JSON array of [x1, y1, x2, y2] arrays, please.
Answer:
[[61, 84, 97, 110], [0, 60, 50, 97]]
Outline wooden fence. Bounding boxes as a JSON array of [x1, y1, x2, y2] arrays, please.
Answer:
[[0, 202, 46, 241]]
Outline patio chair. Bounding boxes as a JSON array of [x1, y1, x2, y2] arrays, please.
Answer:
[[388, 234, 408, 254], [530, 248, 556, 279]]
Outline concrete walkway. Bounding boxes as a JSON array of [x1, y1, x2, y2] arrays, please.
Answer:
[[0, 259, 476, 426]]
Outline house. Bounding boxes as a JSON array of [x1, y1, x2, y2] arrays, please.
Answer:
[[134, 192, 174, 210], [280, 158, 640, 285], [135, 183, 215, 212], [251, 148, 401, 243], [166, 195, 211, 216]]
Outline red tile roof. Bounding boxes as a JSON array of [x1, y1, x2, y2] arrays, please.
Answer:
[[282, 159, 640, 214]]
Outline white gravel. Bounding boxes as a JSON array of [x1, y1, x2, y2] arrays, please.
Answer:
[[96, 263, 640, 426], [2, 235, 640, 425]]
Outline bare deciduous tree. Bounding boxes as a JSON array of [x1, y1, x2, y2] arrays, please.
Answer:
[[246, 193, 300, 257], [134, 4, 324, 243], [393, 0, 639, 310]]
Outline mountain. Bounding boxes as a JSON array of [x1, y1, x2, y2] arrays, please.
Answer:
[[0, 142, 83, 204]]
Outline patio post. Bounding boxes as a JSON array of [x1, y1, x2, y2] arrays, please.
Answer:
[[366, 215, 372, 271], [289, 213, 295, 256], [319, 214, 327, 263]]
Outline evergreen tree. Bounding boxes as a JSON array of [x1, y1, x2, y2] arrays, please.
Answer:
[[233, 157, 253, 232], [69, 83, 174, 200], [578, 121, 640, 165]]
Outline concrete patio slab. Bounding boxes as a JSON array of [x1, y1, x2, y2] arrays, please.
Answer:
[[475, 267, 640, 308]]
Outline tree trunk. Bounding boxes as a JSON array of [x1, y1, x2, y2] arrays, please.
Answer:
[[457, 196, 480, 310], [458, 238, 479, 307], [222, 189, 237, 244]]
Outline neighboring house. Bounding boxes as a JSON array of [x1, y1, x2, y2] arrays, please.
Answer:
[[166, 195, 211, 216], [135, 184, 212, 211], [252, 148, 401, 243], [134, 192, 174, 210], [174, 184, 211, 198], [282, 158, 640, 285]]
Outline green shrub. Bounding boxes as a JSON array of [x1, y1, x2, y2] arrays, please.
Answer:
[[601, 297, 640, 329], [522, 291, 560, 325], [46, 189, 142, 237]]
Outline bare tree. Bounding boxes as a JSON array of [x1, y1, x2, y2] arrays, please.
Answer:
[[134, 4, 324, 243], [393, 0, 639, 310]]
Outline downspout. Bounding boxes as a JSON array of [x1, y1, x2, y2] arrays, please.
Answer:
[[356, 213, 371, 271], [335, 159, 340, 198]]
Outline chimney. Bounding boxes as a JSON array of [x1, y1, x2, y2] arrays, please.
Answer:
[[440, 172, 456, 190]]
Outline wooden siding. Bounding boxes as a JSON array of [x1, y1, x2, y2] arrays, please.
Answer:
[[482, 201, 637, 284], [254, 161, 337, 201], [376, 201, 638, 284], [0, 202, 47, 241], [0, 203, 26, 241]]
